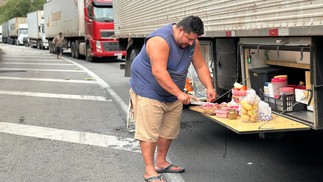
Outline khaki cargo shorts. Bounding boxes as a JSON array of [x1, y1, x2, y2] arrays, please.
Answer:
[[129, 89, 183, 142]]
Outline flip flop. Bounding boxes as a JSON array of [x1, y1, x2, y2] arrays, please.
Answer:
[[144, 174, 163, 182], [156, 164, 185, 173]]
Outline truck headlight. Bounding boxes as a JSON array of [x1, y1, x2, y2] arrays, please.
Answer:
[[96, 41, 102, 52]]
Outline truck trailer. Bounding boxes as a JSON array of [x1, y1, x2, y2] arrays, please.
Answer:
[[0, 25, 2, 43], [114, 0, 323, 135], [44, 0, 126, 61], [27, 10, 48, 49], [8, 17, 28, 45], [1, 22, 8, 43]]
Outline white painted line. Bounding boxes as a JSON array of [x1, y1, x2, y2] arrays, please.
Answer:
[[2, 59, 61, 61], [0, 68, 85, 72], [0, 122, 140, 153], [0, 76, 97, 84], [0, 90, 111, 101], [1, 62, 74, 66], [63, 58, 129, 113]]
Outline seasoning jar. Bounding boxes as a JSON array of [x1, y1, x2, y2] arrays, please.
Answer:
[[228, 108, 237, 120]]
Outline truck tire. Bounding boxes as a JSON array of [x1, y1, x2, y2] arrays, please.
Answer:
[[74, 40, 80, 59], [49, 42, 53, 53], [86, 42, 93, 62], [125, 48, 140, 77], [71, 42, 75, 58]]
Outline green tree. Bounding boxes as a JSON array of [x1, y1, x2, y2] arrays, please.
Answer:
[[0, 0, 46, 24]]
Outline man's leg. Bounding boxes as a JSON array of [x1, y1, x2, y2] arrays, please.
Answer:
[[56, 47, 59, 59], [59, 47, 63, 58], [155, 101, 183, 172], [155, 137, 172, 165], [140, 141, 161, 179]]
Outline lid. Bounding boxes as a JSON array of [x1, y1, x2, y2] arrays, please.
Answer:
[[274, 75, 288, 79], [216, 109, 228, 114], [272, 77, 287, 82], [280, 87, 294, 92]]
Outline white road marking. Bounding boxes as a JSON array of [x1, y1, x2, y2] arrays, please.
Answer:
[[0, 122, 140, 153], [0, 90, 111, 101], [2, 59, 63, 62], [0, 76, 97, 84], [63, 58, 129, 113], [0, 62, 74, 65], [0, 68, 85, 72]]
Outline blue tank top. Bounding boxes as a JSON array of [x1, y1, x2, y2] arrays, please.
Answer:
[[130, 24, 195, 102]]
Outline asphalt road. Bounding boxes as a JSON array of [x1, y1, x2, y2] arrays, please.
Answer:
[[1, 44, 323, 182]]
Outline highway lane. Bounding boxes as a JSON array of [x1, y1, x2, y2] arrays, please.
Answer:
[[1, 44, 323, 182]]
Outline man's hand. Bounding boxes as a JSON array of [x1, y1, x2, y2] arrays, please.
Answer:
[[206, 88, 217, 102], [177, 92, 197, 105]]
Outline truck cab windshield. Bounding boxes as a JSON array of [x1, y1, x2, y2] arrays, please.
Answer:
[[19, 29, 28, 35], [93, 7, 113, 22]]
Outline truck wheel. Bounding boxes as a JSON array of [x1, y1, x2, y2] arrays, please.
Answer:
[[86, 43, 93, 62], [49, 42, 53, 53], [71, 42, 75, 58], [74, 40, 80, 59], [125, 48, 140, 77]]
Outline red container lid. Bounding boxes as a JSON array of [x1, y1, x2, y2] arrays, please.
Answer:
[[287, 85, 306, 90], [272, 77, 287, 82], [280, 87, 294, 93]]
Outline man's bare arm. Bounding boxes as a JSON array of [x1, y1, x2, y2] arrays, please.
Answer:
[[147, 37, 195, 103], [192, 39, 217, 101]]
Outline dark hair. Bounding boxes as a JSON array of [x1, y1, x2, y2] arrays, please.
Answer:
[[177, 16, 204, 36], [59, 32, 62, 35]]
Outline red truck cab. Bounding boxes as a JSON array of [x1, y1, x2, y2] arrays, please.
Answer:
[[82, 0, 126, 61]]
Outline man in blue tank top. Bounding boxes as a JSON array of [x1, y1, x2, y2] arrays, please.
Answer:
[[129, 16, 216, 182]]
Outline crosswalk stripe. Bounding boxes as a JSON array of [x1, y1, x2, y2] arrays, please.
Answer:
[[0, 90, 110, 101], [0, 76, 97, 84], [0, 122, 140, 153], [0, 62, 74, 65], [0, 68, 85, 72]]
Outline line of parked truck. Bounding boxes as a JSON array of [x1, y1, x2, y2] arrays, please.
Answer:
[[1, 0, 126, 61]]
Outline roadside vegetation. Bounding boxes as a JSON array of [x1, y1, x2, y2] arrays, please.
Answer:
[[0, 0, 46, 24]]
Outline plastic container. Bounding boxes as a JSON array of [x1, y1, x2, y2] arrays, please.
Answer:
[[280, 87, 294, 95], [264, 82, 270, 96], [228, 108, 237, 119], [215, 109, 228, 118], [271, 77, 287, 98]]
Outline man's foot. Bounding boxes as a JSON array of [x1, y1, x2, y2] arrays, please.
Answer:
[[144, 174, 164, 182], [155, 163, 185, 173]]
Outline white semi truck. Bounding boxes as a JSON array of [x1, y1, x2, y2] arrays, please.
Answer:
[[44, 0, 126, 61], [8, 17, 28, 45], [27, 10, 48, 49], [114, 0, 323, 135]]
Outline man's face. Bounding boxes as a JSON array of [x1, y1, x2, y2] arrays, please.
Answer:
[[59, 34, 62, 37], [178, 27, 198, 48]]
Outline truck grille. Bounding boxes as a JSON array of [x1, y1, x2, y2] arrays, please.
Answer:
[[102, 42, 120, 51], [101, 31, 114, 38]]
